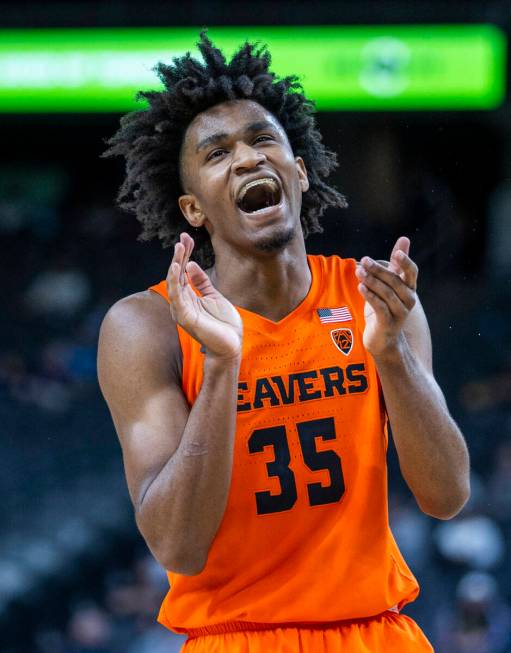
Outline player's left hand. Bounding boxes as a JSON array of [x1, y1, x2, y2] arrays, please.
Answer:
[[355, 236, 418, 358]]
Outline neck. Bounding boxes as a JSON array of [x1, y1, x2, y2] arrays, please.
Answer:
[[209, 236, 311, 322]]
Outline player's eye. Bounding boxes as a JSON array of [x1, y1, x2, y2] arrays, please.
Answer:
[[207, 148, 227, 161], [254, 135, 274, 144]]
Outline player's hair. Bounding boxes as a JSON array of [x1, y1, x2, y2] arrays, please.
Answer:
[[103, 32, 347, 267]]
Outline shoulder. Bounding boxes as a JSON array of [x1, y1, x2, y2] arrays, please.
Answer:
[[98, 289, 182, 387], [99, 289, 175, 350]]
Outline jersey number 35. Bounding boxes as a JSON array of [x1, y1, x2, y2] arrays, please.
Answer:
[[248, 417, 345, 515]]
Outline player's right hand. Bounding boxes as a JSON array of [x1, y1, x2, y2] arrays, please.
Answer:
[[166, 232, 243, 361]]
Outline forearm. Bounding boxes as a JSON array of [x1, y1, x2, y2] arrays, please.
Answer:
[[374, 336, 470, 519], [136, 355, 241, 573]]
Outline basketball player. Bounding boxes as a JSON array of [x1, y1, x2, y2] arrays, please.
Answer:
[[98, 34, 470, 651]]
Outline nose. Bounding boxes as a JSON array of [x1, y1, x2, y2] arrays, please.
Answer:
[[232, 141, 266, 174]]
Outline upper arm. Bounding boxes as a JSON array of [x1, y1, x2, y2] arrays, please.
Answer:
[[97, 291, 190, 511]]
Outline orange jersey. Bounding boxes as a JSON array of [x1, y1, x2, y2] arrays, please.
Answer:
[[149, 254, 419, 635]]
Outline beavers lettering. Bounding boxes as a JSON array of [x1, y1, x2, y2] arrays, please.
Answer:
[[237, 363, 368, 412]]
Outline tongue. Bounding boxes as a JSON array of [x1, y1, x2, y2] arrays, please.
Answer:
[[239, 183, 278, 213]]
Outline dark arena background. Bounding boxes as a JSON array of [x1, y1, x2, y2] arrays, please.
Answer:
[[1, 1, 510, 652]]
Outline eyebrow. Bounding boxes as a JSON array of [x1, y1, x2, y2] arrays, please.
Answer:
[[195, 120, 278, 153]]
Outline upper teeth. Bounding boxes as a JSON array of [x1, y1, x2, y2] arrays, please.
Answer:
[[237, 178, 278, 202]]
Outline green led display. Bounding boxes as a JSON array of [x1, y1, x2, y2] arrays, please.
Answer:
[[0, 25, 506, 112]]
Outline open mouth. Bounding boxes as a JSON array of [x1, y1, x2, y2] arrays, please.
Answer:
[[236, 177, 282, 214]]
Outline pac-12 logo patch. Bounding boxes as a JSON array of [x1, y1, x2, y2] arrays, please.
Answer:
[[330, 328, 353, 356]]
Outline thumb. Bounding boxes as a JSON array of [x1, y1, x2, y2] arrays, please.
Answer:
[[186, 261, 218, 297], [389, 236, 410, 274]]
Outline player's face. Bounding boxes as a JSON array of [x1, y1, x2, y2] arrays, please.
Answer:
[[179, 100, 309, 259]]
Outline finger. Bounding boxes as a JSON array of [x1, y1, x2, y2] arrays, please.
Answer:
[[356, 267, 413, 317], [358, 283, 392, 320], [166, 260, 183, 320], [171, 241, 186, 284], [168, 260, 200, 324], [390, 250, 418, 289], [180, 232, 195, 262], [388, 236, 410, 275], [391, 236, 410, 258], [180, 231, 195, 249], [359, 258, 417, 305], [167, 240, 191, 308], [186, 261, 218, 298], [179, 233, 195, 285], [167, 242, 183, 290]]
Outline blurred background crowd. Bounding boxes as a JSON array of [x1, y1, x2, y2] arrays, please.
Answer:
[[1, 1, 511, 652]]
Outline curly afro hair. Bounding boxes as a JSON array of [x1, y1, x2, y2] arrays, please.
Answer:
[[103, 32, 347, 268]]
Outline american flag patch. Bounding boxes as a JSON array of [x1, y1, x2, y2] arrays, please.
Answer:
[[317, 306, 352, 324]]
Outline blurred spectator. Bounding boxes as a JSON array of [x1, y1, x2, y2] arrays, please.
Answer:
[[487, 440, 511, 524], [0, 352, 26, 395], [0, 165, 67, 240], [460, 368, 511, 413], [390, 492, 432, 573], [434, 512, 505, 571], [24, 259, 91, 318], [65, 602, 113, 653], [40, 337, 96, 385], [37, 555, 187, 653], [103, 571, 142, 652], [434, 571, 511, 653], [104, 555, 185, 653], [14, 371, 72, 413], [486, 182, 511, 284]]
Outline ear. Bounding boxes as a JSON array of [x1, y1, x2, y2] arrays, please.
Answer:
[[295, 156, 309, 193], [178, 194, 206, 228]]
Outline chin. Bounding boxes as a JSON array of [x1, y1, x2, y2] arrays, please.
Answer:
[[254, 226, 296, 253]]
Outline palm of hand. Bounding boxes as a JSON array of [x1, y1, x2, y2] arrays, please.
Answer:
[[356, 237, 417, 357], [185, 286, 243, 357], [167, 235, 243, 360]]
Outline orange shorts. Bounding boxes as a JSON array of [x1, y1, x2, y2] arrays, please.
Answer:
[[180, 612, 434, 652]]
